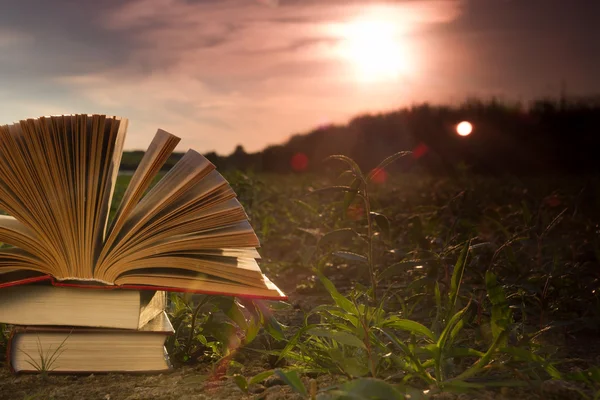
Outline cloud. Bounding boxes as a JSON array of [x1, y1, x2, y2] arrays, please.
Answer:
[[44, 0, 460, 152], [0, 29, 34, 48], [0, 0, 478, 153]]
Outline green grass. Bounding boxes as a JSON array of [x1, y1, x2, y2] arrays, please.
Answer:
[[214, 163, 600, 397], [2, 161, 599, 398]]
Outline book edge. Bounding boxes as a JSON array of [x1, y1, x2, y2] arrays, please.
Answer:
[[0, 274, 288, 301]]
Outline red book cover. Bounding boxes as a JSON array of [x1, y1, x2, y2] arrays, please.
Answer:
[[0, 272, 288, 301]]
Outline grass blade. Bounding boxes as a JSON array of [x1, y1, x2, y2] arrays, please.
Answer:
[[274, 369, 308, 396], [383, 317, 436, 342]]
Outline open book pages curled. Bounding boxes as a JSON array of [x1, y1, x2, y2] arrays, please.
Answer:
[[0, 115, 285, 300]]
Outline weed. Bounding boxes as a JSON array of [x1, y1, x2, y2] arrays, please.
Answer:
[[18, 332, 70, 377], [166, 292, 284, 370], [267, 153, 581, 398]]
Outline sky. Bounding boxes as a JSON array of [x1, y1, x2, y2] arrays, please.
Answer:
[[0, 0, 599, 154]]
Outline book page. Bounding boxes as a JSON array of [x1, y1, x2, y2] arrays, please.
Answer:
[[110, 198, 248, 263], [106, 255, 264, 287], [95, 150, 214, 278], [115, 271, 284, 299], [101, 129, 181, 270], [0, 116, 129, 279]]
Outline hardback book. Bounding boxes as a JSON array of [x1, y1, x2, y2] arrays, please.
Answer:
[[0, 114, 285, 300], [8, 311, 174, 374], [0, 284, 165, 329]]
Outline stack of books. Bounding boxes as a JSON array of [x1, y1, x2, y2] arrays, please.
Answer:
[[0, 114, 286, 374], [1, 286, 173, 373]]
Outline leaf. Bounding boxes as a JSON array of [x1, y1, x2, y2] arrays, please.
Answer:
[[307, 185, 357, 196], [306, 328, 366, 349], [310, 305, 359, 327], [338, 169, 357, 180], [248, 369, 275, 385], [245, 299, 286, 342], [243, 318, 260, 345], [376, 328, 435, 384], [448, 318, 465, 347], [342, 178, 362, 218], [499, 347, 562, 379], [370, 212, 390, 239], [485, 271, 512, 344], [276, 324, 320, 363], [293, 199, 319, 215], [541, 207, 568, 238], [317, 271, 358, 315], [318, 228, 360, 249], [335, 378, 407, 399], [196, 334, 208, 346], [431, 281, 442, 335], [332, 251, 368, 264], [274, 369, 308, 396], [325, 155, 365, 181], [449, 240, 470, 312], [225, 300, 248, 331], [367, 151, 411, 181], [445, 347, 485, 358], [382, 317, 436, 341], [232, 374, 248, 393], [296, 227, 322, 238], [438, 300, 470, 351], [379, 260, 431, 280], [454, 331, 507, 381], [328, 348, 370, 377]]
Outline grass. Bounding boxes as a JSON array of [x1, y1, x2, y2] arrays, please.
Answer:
[[18, 332, 71, 378], [2, 159, 599, 398], [216, 161, 600, 398]]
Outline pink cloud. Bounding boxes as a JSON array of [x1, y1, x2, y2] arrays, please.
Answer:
[[56, 0, 463, 153]]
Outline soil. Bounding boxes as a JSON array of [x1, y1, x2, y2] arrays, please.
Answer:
[[0, 273, 597, 400]]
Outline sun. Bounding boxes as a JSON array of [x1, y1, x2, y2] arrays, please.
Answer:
[[456, 121, 473, 136], [337, 16, 410, 82]]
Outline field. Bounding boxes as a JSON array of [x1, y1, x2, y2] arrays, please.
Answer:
[[1, 161, 600, 399]]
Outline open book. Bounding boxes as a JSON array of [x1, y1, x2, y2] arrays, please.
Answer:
[[0, 115, 284, 300]]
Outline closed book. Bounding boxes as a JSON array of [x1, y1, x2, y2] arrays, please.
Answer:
[[0, 284, 165, 329], [8, 311, 174, 374]]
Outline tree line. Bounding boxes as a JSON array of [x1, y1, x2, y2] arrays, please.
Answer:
[[120, 96, 600, 176]]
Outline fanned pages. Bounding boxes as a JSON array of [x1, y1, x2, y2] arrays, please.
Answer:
[[0, 115, 285, 300]]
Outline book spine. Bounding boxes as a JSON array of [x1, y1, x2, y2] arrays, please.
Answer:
[[54, 277, 115, 285]]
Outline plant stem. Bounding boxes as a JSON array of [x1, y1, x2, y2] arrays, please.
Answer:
[[361, 316, 376, 377], [187, 296, 210, 358], [362, 184, 377, 302]]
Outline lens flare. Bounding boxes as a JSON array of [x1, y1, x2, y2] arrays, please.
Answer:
[[290, 153, 308, 171], [370, 167, 388, 184]]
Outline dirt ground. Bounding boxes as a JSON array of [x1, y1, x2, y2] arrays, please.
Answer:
[[0, 363, 318, 400], [0, 362, 591, 400], [0, 272, 597, 400]]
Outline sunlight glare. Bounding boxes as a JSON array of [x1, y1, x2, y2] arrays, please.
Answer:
[[337, 15, 410, 82], [456, 121, 473, 136]]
